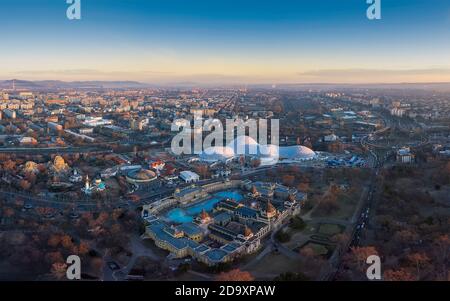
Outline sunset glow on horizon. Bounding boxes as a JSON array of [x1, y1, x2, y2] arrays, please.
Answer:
[[1, 0, 450, 84]]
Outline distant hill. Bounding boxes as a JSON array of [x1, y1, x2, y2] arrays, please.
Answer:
[[0, 79, 150, 90]]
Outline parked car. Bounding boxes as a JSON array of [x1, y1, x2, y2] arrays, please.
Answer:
[[107, 261, 120, 271]]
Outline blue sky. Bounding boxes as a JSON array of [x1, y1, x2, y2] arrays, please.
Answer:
[[1, 0, 450, 84]]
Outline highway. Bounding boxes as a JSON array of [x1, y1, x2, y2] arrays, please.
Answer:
[[324, 107, 424, 279], [322, 110, 389, 280]]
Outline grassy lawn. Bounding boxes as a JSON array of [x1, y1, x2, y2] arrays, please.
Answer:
[[288, 221, 316, 235], [318, 223, 344, 236], [331, 193, 359, 220], [294, 241, 334, 258], [247, 252, 304, 278], [311, 188, 362, 221], [282, 221, 317, 250], [299, 242, 330, 257]]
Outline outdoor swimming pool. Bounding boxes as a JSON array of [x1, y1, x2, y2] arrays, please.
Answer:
[[165, 190, 244, 223]]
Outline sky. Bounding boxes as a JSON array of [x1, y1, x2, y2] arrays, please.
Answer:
[[1, 0, 450, 85]]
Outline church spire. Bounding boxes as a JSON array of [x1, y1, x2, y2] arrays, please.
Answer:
[[85, 175, 90, 190]]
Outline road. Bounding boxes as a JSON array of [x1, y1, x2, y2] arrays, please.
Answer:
[[324, 129, 385, 280], [0, 138, 172, 155]]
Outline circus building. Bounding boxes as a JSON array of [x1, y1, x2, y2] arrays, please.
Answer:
[[126, 168, 158, 184]]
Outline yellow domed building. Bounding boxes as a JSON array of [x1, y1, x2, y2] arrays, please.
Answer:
[[23, 161, 39, 174], [50, 156, 70, 174]]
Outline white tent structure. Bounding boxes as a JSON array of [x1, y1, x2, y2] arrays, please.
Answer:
[[199, 136, 317, 165], [199, 146, 235, 163], [278, 145, 316, 160]]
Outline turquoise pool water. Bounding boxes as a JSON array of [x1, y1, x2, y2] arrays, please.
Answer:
[[165, 190, 244, 224]]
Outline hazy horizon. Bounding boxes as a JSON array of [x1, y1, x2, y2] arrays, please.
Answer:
[[1, 0, 450, 84], [4, 78, 450, 87]]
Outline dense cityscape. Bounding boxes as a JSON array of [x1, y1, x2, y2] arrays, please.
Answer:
[[0, 80, 448, 281], [1, 1, 450, 294]]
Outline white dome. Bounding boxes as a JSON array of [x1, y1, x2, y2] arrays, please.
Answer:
[[279, 145, 316, 160], [200, 146, 235, 162], [259, 144, 279, 158], [259, 156, 279, 166], [228, 136, 261, 156], [228, 136, 258, 147], [198, 136, 316, 163]]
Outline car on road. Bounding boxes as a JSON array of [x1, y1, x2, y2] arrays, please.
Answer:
[[23, 203, 33, 210], [69, 212, 79, 219], [107, 261, 121, 271]]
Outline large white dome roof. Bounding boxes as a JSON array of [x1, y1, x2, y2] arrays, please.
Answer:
[[259, 144, 279, 158], [227, 136, 258, 147], [200, 146, 235, 162], [228, 136, 261, 156], [198, 136, 316, 163], [279, 145, 316, 159]]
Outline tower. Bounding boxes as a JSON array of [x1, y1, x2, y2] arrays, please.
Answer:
[[244, 226, 253, 238], [85, 175, 90, 190], [266, 199, 276, 219]]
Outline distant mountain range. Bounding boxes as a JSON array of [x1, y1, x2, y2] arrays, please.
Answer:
[[0, 79, 151, 90]]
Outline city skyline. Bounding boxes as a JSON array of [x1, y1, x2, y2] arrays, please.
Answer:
[[1, 0, 450, 84]]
